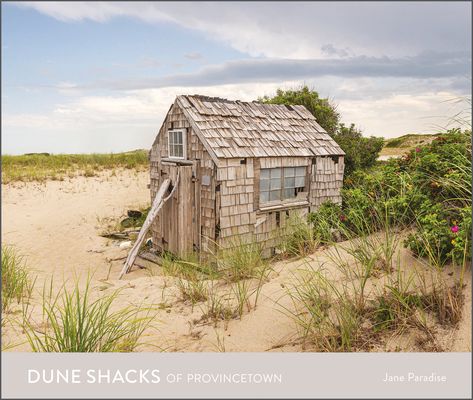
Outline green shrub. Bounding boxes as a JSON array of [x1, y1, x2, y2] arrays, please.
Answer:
[[339, 129, 471, 267], [308, 201, 344, 243], [333, 123, 384, 176]]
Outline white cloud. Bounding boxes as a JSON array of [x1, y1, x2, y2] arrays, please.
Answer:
[[3, 81, 470, 154], [4, 2, 470, 154], [14, 2, 471, 59], [339, 92, 471, 136]]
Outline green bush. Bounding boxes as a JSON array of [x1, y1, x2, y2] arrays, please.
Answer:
[[311, 129, 471, 267], [333, 123, 385, 176], [308, 201, 344, 243]]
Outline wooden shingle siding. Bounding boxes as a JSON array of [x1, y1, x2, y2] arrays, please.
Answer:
[[150, 95, 345, 259], [309, 156, 344, 210], [217, 158, 255, 248]]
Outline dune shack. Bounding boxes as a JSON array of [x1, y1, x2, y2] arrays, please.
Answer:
[[146, 94, 345, 260]]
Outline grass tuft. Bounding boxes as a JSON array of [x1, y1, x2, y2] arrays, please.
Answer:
[[1, 246, 35, 313], [22, 278, 155, 352]]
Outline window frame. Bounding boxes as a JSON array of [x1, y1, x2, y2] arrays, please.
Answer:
[[259, 166, 307, 206], [167, 129, 186, 160]]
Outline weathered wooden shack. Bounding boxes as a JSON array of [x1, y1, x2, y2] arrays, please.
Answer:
[[149, 95, 345, 258]]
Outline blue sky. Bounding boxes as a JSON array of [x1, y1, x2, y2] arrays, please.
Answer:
[[2, 1, 471, 154]]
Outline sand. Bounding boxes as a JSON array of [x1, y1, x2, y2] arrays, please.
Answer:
[[1, 170, 471, 352]]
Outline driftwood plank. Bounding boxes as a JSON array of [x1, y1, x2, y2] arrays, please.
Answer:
[[119, 175, 178, 279]]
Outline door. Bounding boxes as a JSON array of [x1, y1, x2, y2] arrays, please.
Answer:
[[161, 164, 194, 257]]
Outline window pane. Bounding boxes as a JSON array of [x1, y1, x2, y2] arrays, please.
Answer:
[[284, 177, 295, 188], [283, 188, 295, 199], [168, 132, 174, 146], [260, 179, 270, 191], [260, 169, 270, 179], [284, 167, 295, 177], [270, 168, 281, 178], [177, 144, 183, 158], [260, 191, 269, 203], [270, 178, 281, 190], [296, 167, 306, 176], [295, 176, 305, 187], [176, 131, 183, 144], [270, 190, 281, 201]]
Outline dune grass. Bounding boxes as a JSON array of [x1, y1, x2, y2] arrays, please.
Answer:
[[1, 246, 35, 313], [22, 278, 155, 352], [278, 213, 320, 258], [146, 239, 272, 326], [2, 150, 149, 183]]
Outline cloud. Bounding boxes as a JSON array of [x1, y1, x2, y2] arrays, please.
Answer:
[[87, 51, 470, 91], [3, 81, 470, 154], [14, 2, 471, 59], [4, 2, 470, 154], [184, 52, 203, 60], [321, 44, 353, 58]]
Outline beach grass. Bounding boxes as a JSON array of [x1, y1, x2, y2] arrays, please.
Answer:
[[23, 278, 155, 352], [1, 150, 149, 183], [1, 246, 35, 313]]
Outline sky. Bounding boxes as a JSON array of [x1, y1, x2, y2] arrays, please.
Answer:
[[1, 1, 471, 155]]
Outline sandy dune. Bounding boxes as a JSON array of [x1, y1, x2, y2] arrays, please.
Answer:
[[1, 170, 470, 352], [2, 170, 149, 287]]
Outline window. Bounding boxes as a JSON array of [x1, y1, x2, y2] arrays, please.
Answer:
[[260, 166, 306, 204], [168, 129, 186, 159]]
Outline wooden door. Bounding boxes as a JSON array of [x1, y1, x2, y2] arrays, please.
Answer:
[[161, 165, 194, 257]]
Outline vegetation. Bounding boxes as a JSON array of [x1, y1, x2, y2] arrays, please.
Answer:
[[2, 150, 149, 183], [333, 123, 384, 175], [146, 239, 272, 326], [280, 128, 471, 351], [308, 129, 472, 266], [216, 237, 269, 282], [1, 246, 35, 313], [23, 279, 154, 352], [279, 213, 320, 258], [284, 268, 362, 352], [384, 133, 440, 149]]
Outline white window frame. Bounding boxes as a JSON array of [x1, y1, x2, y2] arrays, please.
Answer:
[[167, 129, 186, 159]]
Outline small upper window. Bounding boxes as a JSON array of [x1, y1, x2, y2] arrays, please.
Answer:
[[168, 129, 186, 159]]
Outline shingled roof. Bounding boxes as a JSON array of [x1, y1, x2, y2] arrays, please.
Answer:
[[175, 95, 344, 159]]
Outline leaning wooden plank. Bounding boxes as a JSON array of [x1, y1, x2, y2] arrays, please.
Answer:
[[119, 175, 177, 279]]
